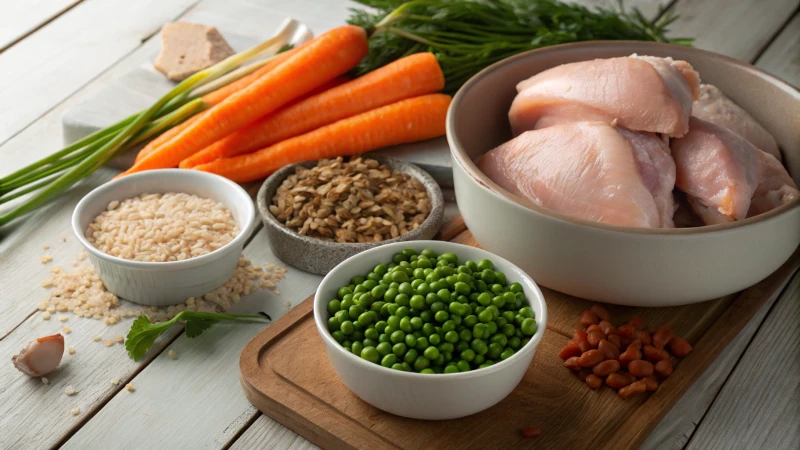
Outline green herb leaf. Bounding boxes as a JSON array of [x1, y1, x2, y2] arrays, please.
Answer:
[[348, 0, 693, 94], [125, 311, 271, 361]]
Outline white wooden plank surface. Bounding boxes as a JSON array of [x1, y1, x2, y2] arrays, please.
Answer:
[[62, 229, 323, 450], [0, 0, 198, 146], [755, 11, 800, 87], [667, 0, 800, 61], [0, 0, 83, 52], [686, 274, 800, 450], [230, 415, 319, 450], [640, 271, 798, 450]]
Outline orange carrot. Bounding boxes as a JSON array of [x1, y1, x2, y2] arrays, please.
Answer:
[[194, 94, 452, 183], [122, 25, 368, 176], [180, 52, 444, 169], [133, 47, 309, 165]]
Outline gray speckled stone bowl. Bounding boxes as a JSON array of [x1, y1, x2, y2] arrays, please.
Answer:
[[257, 156, 444, 275]]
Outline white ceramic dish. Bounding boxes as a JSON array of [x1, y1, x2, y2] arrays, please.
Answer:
[[313, 240, 547, 420], [447, 41, 800, 307], [72, 169, 256, 306]]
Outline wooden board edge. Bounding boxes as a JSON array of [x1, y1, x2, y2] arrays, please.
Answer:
[[603, 252, 800, 449]]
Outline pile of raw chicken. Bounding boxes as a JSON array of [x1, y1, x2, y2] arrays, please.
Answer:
[[478, 55, 799, 228]]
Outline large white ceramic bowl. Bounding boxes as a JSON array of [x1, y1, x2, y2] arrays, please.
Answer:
[[447, 41, 800, 307], [72, 169, 256, 306], [313, 240, 547, 420]]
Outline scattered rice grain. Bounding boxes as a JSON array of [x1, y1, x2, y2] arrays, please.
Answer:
[[42, 244, 50, 250], [92, 336, 101, 342], [65, 386, 79, 396], [71, 408, 80, 416], [110, 378, 120, 386], [58, 316, 68, 322], [102, 340, 114, 347], [62, 326, 71, 334], [125, 383, 135, 392], [40, 254, 53, 264], [68, 347, 76, 355], [168, 350, 177, 359], [113, 336, 124, 343], [41, 377, 49, 385], [41, 312, 51, 320]]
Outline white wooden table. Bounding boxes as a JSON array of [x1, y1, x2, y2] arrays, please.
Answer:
[[1, 1, 798, 449]]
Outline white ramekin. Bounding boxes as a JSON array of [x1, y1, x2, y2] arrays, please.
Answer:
[[314, 240, 548, 420], [72, 169, 255, 306]]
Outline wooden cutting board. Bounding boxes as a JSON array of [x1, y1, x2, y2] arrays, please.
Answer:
[[240, 216, 799, 450]]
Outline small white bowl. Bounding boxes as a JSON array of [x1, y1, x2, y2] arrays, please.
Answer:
[[313, 240, 548, 420], [72, 169, 256, 306]]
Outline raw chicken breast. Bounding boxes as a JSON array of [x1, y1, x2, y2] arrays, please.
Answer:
[[748, 150, 799, 216], [478, 122, 676, 228], [509, 56, 700, 137], [671, 117, 761, 224], [692, 84, 781, 161]]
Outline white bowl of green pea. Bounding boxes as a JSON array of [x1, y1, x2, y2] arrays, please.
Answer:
[[313, 240, 547, 420]]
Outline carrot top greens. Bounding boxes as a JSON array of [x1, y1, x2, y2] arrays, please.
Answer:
[[348, 0, 692, 93]]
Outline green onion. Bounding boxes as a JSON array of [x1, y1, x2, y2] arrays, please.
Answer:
[[0, 21, 298, 226]]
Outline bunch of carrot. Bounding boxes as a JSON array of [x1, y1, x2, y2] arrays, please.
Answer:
[[123, 25, 451, 183]]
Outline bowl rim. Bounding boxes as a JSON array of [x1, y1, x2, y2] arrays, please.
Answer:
[[447, 40, 800, 236], [313, 240, 548, 380], [256, 155, 445, 250], [71, 169, 255, 270]]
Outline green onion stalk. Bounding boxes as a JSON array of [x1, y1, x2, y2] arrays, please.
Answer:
[[0, 21, 298, 226], [349, 0, 693, 93]]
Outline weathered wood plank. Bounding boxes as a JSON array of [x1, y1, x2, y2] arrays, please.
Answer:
[[666, 0, 799, 62], [0, 0, 199, 146], [0, 0, 83, 52], [685, 273, 800, 450], [755, 11, 800, 87], [640, 271, 797, 450], [229, 415, 319, 450], [61, 229, 323, 450]]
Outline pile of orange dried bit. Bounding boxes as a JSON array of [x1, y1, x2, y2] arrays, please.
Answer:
[[559, 304, 693, 398]]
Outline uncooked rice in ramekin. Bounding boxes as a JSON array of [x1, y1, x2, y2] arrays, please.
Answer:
[[85, 193, 238, 262]]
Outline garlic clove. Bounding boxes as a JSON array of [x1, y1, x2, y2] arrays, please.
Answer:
[[12, 333, 65, 377]]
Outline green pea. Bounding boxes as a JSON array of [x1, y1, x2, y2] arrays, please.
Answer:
[[356, 312, 372, 327], [502, 311, 515, 322], [456, 341, 470, 353], [420, 322, 434, 336], [457, 265, 472, 275], [448, 302, 465, 316], [434, 310, 449, 323], [519, 306, 534, 318], [473, 354, 485, 365], [521, 317, 537, 335], [438, 265, 454, 276], [361, 346, 380, 363], [456, 360, 471, 372], [394, 294, 409, 307], [478, 363, 493, 369], [486, 321, 498, 335], [486, 305, 499, 320], [340, 297, 354, 310], [445, 330, 460, 343], [364, 328, 379, 340], [420, 310, 433, 322], [397, 282, 413, 296], [370, 301, 385, 313], [425, 292, 439, 306], [433, 354, 445, 366], [378, 353, 397, 368], [392, 342, 407, 357], [390, 270, 409, 283], [362, 338, 376, 348], [442, 320, 456, 333], [464, 315, 478, 328], [429, 333, 441, 345], [491, 284, 504, 294], [415, 336, 429, 350], [425, 273, 441, 285], [386, 303, 399, 316], [460, 348, 476, 362], [465, 260, 478, 272], [353, 322, 364, 333], [410, 316, 423, 330], [494, 271, 507, 286], [375, 320, 387, 333], [445, 275, 458, 287], [452, 314, 463, 326], [473, 323, 487, 339], [419, 248, 435, 259], [471, 339, 488, 355], [509, 336, 521, 350], [405, 333, 417, 348], [376, 341, 392, 356], [438, 343, 454, 354], [369, 285, 385, 300], [399, 316, 412, 332], [473, 292, 490, 308], [351, 341, 363, 356], [487, 343, 503, 359], [390, 330, 406, 344], [368, 272, 382, 282], [380, 303, 391, 317], [327, 316, 340, 332], [430, 280, 449, 292], [331, 330, 345, 343], [423, 345, 440, 360], [411, 279, 424, 289], [476, 280, 488, 292], [420, 368, 435, 374], [391, 363, 404, 371], [475, 258, 493, 271], [416, 258, 433, 269], [415, 282, 431, 296], [458, 329, 472, 343], [386, 315, 399, 329], [340, 320, 354, 335], [521, 337, 530, 347], [351, 275, 365, 285], [508, 282, 523, 294], [412, 268, 425, 280], [500, 348, 515, 360], [454, 282, 470, 295], [444, 364, 459, 374], [478, 309, 493, 323], [413, 356, 430, 371], [404, 349, 418, 364], [430, 302, 445, 313], [501, 324, 515, 337], [491, 295, 505, 308], [409, 295, 426, 310], [438, 252, 457, 264], [456, 273, 471, 284], [396, 306, 410, 318], [495, 317, 508, 328]]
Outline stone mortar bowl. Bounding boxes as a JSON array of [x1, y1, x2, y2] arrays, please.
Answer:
[[257, 156, 445, 275]]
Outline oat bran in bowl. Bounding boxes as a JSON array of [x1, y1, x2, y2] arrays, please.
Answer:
[[257, 156, 444, 274]]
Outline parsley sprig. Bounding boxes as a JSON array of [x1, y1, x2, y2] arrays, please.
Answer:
[[125, 311, 271, 361]]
